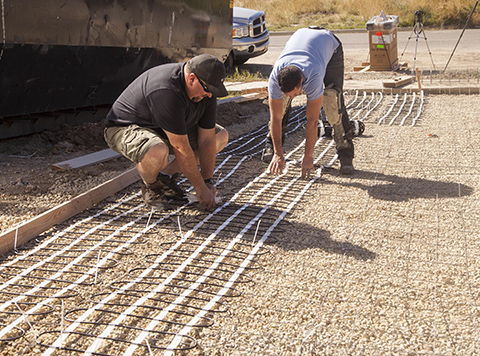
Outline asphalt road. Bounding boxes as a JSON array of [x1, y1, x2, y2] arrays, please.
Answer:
[[241, 28, 480, 75]]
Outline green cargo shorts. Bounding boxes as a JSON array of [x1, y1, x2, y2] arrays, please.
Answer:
[[104, 124, 224, 163]]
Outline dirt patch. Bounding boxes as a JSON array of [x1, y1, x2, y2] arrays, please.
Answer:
[[217, 99, 268, 127], [0, 99, 270, 235]]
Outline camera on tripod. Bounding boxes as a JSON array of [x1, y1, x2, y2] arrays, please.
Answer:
[[413, 10, 424, 34], [399, 9, 437, 72], [414, 10, 424, 25]]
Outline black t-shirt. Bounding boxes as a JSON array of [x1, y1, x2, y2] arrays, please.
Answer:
[[105, 63, 216, 139]]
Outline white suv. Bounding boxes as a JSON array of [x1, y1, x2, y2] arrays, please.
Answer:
[[231, 7, 270, 65]]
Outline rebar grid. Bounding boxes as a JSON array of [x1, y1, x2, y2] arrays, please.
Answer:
[[0, 92, 433, 355]]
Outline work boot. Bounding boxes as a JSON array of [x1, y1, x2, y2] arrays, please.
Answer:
[[318, 107, 332, 138], [156, 172, 187, 201], [141, 181, 169, 208], [318, 120, 333, 138], [339, 156, 354, 175], [350, 120, 365, 136], [261, 139, 274, 162]]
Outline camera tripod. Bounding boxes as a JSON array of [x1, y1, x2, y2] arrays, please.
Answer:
[[399, 10, 437, 74]]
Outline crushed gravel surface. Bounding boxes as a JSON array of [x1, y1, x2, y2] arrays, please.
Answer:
[[196, 93, 480, 355], [0, 82, 479, 355]]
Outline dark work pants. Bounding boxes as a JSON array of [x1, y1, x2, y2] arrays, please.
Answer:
[[324, 34, 354, 159]]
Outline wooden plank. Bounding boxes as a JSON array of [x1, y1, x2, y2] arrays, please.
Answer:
[[415, 68, 422, 90], [0, 167, 140, 256], [52, 148, 121, 170], [359, 65, 371, 73], [218, 92, 268, 105], [383, 76, 415, 88], [354, 65, 371, 72], [241, 86, 268, 95], [354, 66, 367, 72]]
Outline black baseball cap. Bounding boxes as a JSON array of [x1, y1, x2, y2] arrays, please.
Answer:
[[189, 54, 228, 97]]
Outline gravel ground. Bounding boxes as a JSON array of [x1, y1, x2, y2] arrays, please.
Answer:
[[0, 81, 479, 355], [195, 93, 480, 355]]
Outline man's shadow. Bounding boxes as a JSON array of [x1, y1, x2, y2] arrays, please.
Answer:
[[182, 202, 377, 262], [267, 218, 377, 262], [322, 168, 474, 201]]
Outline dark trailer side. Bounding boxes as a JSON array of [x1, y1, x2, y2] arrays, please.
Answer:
[[0, 0, 232, 139]]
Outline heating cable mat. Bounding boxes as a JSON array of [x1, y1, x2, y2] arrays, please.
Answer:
[[0, 90, 438, 355]]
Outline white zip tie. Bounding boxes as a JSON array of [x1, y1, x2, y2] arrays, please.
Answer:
[[146, 207, 154, 228], [177, 216, 183, 238], [14, 227, 18, 252], [251, 219, 261, 247], [146, 339, 153, 356], [94, 250, 101, 285], [60, 300, 65, 349]]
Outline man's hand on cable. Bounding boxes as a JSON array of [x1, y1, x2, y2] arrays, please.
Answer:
[[301, 155, 315, 178], [196, 183, 217, 210], [268, 152, 286, 175]]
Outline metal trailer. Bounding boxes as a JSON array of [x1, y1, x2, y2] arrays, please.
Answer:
[[0, 0, 232, 139]]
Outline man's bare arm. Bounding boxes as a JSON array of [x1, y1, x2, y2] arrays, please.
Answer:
[[268, 97, 287, 175], [196, 127, 216, 180], [302, 96, 323, 178], [165, 130, 216, 208]]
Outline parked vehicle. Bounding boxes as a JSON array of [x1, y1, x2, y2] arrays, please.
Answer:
[[231, 7, 269, 66]]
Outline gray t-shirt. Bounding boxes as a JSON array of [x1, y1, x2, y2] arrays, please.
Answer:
[[268, 28, 339, 101], [105, 63, 216, 139]]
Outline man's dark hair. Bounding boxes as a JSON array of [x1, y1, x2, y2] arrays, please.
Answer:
[[277, 66, 302, 93]]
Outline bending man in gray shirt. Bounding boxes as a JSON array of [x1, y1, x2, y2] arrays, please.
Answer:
[[263, 27, 357, 176]]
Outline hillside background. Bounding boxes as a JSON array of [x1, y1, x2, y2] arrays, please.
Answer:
[[233, 0, 480, 30]]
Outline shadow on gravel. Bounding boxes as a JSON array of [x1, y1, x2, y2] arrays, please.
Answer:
[[324, 168, 474, 202], [195, 202, 377, 262], [274, 220, 377, 261]]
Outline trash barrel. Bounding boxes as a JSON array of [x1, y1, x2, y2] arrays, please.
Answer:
[[366, 13, 399, 71]]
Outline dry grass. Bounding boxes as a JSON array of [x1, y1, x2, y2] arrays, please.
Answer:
[[234, 0, 480, 30]]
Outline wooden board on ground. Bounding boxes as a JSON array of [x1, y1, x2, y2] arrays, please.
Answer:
[[383, 76, 415, 88], [0, 168, 140, 255], [218, 92, 268, 105], [52, 148, 121, 170], [353, 62, 372, 72], [354, 65, 370, 72], [241, 86, 268, 95], [354, 61, 409, 72]]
